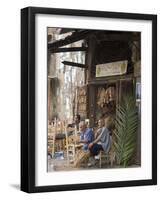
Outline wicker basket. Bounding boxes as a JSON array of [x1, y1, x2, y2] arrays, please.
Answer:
[[74, 150, 90, 167]]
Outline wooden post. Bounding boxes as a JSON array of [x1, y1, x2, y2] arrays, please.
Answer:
[[86, 36, 97, 127], [86, 36, 96, 82], [88, 84, 96, 127], [74, 124, 78, 151], [51, 118, 56, 157], [65, 121, 69, 165]]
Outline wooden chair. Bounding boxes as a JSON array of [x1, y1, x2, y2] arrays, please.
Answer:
[[99, 136, 112, 168], [65, 126, 79, 165]]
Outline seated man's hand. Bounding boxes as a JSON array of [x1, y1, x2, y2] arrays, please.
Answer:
[[88, 142, 94, 149]]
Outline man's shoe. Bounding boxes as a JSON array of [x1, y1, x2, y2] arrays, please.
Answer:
[[87, 157, 96, 167], [94, 155, 100, 160]]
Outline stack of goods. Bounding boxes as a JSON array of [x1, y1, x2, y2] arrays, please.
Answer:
[[108, 86, 115, 101], [77, 86, 87, 116], [97, 87, 106, 108], [97, 86, 115, 108], [48, 121, 66, 156], [47, 126, 56, 157]]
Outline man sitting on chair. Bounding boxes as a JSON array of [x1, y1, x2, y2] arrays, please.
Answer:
[[88, 118, 111, 166], [78, 121, 94, 151]]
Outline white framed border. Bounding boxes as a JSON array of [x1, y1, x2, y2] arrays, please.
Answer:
[[35, 14, 152, 186]]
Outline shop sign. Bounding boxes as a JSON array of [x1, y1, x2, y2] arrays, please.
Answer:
[[96, 60, 128, 77]]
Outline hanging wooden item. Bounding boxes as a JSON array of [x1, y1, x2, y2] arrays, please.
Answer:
[[77, 86, 87, 117], [97, 86, 115, 109], [97, 87, 106, 108]]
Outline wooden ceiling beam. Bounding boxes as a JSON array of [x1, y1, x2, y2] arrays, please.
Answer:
[[62, 61, 86, 68], [50, 47, 87, 53], [96, 33, 140, 42], [48, 30, 97, 50]]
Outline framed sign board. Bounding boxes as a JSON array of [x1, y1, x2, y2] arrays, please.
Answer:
[[21, 6, 157, 193]]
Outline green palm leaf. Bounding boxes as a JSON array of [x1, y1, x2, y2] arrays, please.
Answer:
[[113, 95, 138, 167]]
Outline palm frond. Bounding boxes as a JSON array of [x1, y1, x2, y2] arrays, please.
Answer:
[[113, 95, 138, 167]]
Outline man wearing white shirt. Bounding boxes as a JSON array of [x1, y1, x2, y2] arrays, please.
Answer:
[[88, 119, 111, 166]]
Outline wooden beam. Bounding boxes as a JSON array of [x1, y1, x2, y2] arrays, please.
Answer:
[[48, 31, 139, 51], [88, 74, 134, 84], [96, 33, 140, 42], [48, 30, 97, 50], [62, 61, 86, 68], [50, 47, 87, 53], [59, 28, 75, 35]]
